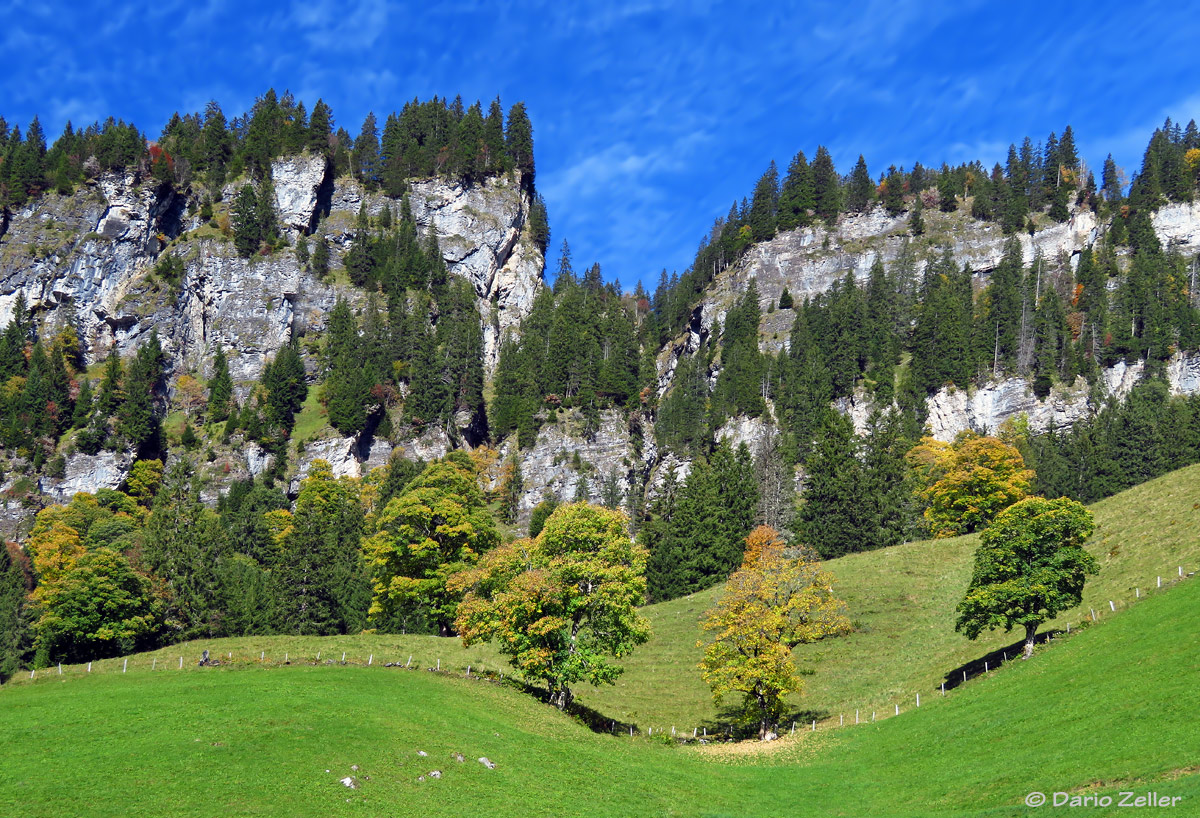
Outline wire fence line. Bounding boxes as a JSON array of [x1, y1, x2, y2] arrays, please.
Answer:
[[8, 562, 1196, 742]]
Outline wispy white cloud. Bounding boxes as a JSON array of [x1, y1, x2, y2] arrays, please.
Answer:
[[289, 0, 389, 51]]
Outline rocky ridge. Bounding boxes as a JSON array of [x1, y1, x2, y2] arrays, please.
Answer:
[[0, 158, 543, 513]]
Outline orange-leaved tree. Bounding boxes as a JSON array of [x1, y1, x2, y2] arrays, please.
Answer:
[[908, 431, 1034, 538], [698, 526, 852, 740]]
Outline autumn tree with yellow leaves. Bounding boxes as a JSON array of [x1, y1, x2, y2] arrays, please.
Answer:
[[908, 431, 1034, 538], [698, 526, 852, 740]]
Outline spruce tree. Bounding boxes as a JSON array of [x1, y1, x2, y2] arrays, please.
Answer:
[[142, 459, 223, 640], [747, 161, 780, 242], [505, 102, 534, 188], [120, 332, 164, 453], [846, 155, 874, 212], [812, 146, 840, 223], [796, 410, 871, 558], [273, 461, 369, 635], [207, 347, 234, 423], [307, 99, 333, 156], [353, 112, 380, 186], [231, 184, 261, 257], [0, 543, 31, 681], [311, 236, 330, 280]]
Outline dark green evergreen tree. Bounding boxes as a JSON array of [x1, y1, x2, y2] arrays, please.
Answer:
[[747, 161, 780, 242], [777, 150, 814, 231], [207, 347, 234, 423], [846, 155, 874, 212], [812, 146, 840, 223], [796, 410, 872, 558]]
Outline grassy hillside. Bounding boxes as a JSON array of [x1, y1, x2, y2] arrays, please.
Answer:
[[9, 463, 1200, 737], [3, 549, 1198, 817], [579, 462, 1200, 728]]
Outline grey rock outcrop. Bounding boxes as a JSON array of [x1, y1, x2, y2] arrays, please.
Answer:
[[319, 172, 543, 373], [289, 435, 394, 493], [907, 351, 1200, 442], [271, 153, 330, 236], [0, 171, 185, 355], [0, 166, 542, 386], [407, 174, 543, 371], [715, 413, 773, 453], [1152, 201, 1200, 254], [694, 206, 1100, 348], [505, 410, 642, 524], [40, 450, 135, 504]]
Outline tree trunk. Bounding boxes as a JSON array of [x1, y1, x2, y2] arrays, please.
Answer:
[[1023, 622, 1038, 659], [550, 686, 573, 710], [757, 691, 770, 740]]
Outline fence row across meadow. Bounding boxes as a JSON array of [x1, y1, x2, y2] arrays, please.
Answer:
[[11, 561, 1197, 742]]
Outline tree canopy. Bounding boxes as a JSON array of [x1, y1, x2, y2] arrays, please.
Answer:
[[364, 455, 498, 636], [909, 432, 1034, 538], [698, 526, 852, 739], [955, 496, 1097, 658], [452, 503, 650, 710]]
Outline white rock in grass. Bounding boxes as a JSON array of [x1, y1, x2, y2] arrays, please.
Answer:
[[478, 757, 497, 769], [429, 770, 442, 779], [339, 776, 358, 789]]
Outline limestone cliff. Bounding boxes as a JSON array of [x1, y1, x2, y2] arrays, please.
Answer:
[[0, 157, 543, 517], [0, 155, 542, 386], [656, 202, 1200, 446]]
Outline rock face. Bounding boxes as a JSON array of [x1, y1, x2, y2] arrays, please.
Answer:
[[289, 435, 392, 493], [320, 173, 543, 373], [407, 174, 543, 371], [694, 205, 1100, 349], [897, 351, 1200, 442], [271, 153, 330, 236], [0, 164, 544, 514], [1152, 201, 1200, 255], [715, 413, 772, 453], [505, 410, 641, 524], [0, 166, 542, 386], [0, 171, 186, 353], [40, 451, 135, 504]]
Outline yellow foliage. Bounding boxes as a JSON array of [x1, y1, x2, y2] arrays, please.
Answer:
[[908, 431, 1034, 538], [173, 374, 207, 417], [698, 525, 851, 737], [1185, 148, 1200, 175]]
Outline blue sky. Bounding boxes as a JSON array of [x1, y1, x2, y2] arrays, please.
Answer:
[[2, 1, 1198, 289]]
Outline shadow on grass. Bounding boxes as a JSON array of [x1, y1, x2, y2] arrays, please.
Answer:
[[941, 625, 1082, 692]]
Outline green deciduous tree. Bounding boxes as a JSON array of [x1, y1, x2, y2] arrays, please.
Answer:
[[956, 496, 1096, 658], [32, 545, 161, 664], [453, 503, 650, 709], [364, 456, 498, 636]]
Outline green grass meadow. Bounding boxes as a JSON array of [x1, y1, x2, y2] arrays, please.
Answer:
[[2, 466, 1199, 816]]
